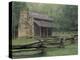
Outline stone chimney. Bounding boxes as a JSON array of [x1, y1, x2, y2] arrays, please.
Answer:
[[18, 10, 33, 37]]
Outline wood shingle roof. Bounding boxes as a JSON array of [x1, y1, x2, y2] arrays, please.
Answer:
[[28, 12, 54, 28], [34, 20, 54, 28], [29, 12, 53, 21]]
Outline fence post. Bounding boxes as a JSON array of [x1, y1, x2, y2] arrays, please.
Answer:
[[38, 39, 46, 55], [59, 38, 64, 48]]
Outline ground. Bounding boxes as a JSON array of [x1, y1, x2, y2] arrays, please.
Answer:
[[12, 44, 78, 59], [46, 44, 78, 56], [11, 32, 78, 58]]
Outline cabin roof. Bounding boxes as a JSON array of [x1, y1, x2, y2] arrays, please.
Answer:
[[29, 12, 53, 21], [34, 20, 54, 28], [29, 12, 54, 28]]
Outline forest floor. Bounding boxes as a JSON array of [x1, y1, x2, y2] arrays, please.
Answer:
[[12, 31, 77, 45], [12, 44, 78, 59], [12, 32, 78, 58], [45, 44, 78, 56]]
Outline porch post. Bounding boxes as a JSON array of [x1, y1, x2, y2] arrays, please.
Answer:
[[32, 18, 35, 39], [40, 27, 41, 37], [47, 28, 48, 37]]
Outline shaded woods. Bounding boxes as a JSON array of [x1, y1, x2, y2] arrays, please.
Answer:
[[12, 2, 78, 38]]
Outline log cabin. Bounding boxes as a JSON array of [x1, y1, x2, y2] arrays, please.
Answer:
[[18, 10, 54, 38]]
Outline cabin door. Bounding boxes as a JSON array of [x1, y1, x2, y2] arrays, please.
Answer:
[[41, 27, 47, 37]]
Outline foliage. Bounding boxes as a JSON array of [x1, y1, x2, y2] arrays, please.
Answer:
[[12, 2, 78, 38], [12, 2, 27, 38], [27, 3, 78, 31], [62, 5, 78, 31]]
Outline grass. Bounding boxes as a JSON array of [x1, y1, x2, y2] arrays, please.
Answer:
[[12, 44, 78, 58], [52, 31, 77, 38], [12, 37, 37, 45], [12, 32, 78, 58], [12, 32, 77, 46], [45, 44, 78, 56]]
